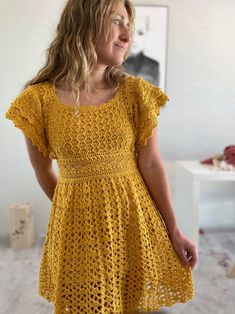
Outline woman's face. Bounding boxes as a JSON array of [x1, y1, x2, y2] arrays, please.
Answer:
[[94, 1, 132, 67]]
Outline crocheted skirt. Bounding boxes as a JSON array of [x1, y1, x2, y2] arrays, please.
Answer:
[[38, 155, 195, 314]]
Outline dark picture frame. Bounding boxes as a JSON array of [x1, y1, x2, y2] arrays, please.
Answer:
[[123, 5, 169, 90]]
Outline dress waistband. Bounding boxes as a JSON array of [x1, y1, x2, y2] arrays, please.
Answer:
[[57, 151, 139, 181]]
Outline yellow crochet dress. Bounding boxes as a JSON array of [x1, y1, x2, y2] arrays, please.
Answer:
[[5, 76, 195, 313]]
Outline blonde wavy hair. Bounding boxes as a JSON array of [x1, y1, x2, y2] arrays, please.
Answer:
[[23, 0, 135, 109]]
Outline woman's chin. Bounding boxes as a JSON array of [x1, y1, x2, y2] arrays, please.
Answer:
[[109, 57, 125, 67], [98, 57, 125, 67]]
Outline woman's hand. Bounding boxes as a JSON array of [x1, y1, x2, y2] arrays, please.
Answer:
[[168, 227, 198, 270]]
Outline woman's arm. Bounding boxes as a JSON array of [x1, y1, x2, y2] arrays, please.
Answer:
[[24, 136, 58, 201], [139, 161, 177, 235], [137, 128, 197, 269], [137, 132, 177, 236]]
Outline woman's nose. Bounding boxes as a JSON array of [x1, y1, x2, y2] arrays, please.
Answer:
[[120, 27, 131, 43]]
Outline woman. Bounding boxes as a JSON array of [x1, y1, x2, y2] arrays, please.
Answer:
[[5, 0, 197, 313]]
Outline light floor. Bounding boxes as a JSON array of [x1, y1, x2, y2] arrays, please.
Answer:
[[0, 229, 235, 314]]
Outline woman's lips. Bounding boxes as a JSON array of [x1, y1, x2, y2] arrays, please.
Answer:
[[114, 43, 125, 50]]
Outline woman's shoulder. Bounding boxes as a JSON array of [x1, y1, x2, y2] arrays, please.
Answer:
[[121, 75, 169, 107], [27, 81, 51, 95], [18, 81, 52, 103], [9, 81, 52, 111], [122, 74, 161, 95]]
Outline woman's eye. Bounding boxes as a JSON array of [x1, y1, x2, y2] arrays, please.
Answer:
[[113, 18, 121, 25]]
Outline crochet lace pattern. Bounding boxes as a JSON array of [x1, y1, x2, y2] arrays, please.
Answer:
[[5, 76, 195, 313]]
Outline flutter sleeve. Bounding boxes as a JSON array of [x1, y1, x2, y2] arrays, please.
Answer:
[[135, 78, 169, 147], [5, 85, 49, 157]]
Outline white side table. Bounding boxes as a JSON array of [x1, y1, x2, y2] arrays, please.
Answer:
[[174, 160, 235, 257]]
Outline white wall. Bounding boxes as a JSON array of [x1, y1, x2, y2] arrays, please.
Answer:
[[1, 0, 235, 239], [0, 0, 64, 240]]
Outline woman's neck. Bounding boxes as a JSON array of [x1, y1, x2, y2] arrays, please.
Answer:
[[89, 64, 108, 89]]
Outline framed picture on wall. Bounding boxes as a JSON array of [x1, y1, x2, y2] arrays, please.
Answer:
[[123, 5, 169, 90]]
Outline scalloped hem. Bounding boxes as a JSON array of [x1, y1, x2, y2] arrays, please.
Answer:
[[137, 121, 158, 147], [39, 289, 195, 313]]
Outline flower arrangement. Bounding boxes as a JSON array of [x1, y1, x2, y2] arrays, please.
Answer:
[[200, 145, 235, 171]]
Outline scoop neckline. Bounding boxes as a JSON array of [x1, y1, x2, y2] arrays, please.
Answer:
[[49, 79, 126, 110]]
